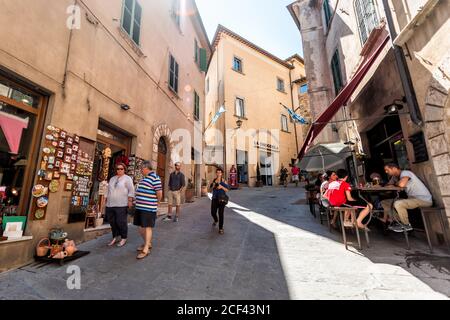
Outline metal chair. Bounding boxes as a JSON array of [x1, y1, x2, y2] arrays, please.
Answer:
[[330, 207, 370, 250]]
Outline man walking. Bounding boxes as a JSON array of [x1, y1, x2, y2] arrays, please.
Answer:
[[134, 161, 163, 260], [164, 162, 185, 222]]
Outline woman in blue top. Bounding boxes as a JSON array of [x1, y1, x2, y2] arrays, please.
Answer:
[[210, 167, 229, 234]]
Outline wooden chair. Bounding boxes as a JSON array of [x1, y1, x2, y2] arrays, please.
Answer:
[[85, 214, 96, 229], [305, 190, 318, 218], [330, 207, 370, 250]]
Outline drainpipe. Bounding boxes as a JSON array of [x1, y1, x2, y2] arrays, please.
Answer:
[[381, 0, 423, 127]]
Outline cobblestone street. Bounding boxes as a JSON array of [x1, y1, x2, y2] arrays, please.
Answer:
[[0, 186, 449, 300]]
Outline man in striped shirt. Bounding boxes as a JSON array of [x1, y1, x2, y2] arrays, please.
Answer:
[[134, 161, 163, 259]]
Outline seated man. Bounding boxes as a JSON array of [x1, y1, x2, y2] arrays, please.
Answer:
[[325, 169, 373, 229], [381, 163, 433, 232]]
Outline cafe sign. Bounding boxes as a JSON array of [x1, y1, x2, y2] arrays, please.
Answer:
[[254, 141, 280, 153]]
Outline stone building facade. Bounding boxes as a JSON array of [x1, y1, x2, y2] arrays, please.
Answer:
[[288, 0, 450, 242], [0, 0, 211, 271], [204, 26, 309, 187]]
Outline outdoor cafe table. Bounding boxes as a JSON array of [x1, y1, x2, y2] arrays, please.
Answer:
[[355, 186, 406, 222]]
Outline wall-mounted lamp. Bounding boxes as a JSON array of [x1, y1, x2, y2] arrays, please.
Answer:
[[120, 104, 131, 111], [384, 97, 406, 115], [235, 119, 243, 129]]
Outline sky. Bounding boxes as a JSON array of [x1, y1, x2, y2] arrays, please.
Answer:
[[195, 0, 304, 59]]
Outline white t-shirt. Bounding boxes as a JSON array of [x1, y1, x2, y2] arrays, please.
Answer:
[[400, 170, 432, 203]]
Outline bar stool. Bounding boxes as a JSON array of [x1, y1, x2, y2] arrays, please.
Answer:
[[330, 207, 370, 250]]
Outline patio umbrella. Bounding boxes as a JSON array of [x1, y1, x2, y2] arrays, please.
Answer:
[[298, 142, 352, 172]]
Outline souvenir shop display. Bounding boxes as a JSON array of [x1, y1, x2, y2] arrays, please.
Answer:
[[31, 125, 84, 221], [127, 155, 146, 184]]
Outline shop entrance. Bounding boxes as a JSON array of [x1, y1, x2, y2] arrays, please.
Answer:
[[259, 151, 273, 186], [87, 121, 132, 226], [366, 114, 410, 182], [236, 150, 248, 184], [157, 137, 167, 198]]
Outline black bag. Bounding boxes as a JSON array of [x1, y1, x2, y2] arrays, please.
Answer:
[[218, 193, 229, 205], [127, 206, 136, 217]]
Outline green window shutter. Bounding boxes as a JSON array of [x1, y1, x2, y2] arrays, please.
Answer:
[[199, 48, 208, 72]]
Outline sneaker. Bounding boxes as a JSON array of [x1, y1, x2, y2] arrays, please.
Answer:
[[173, 217, 179, 223], [163, 216, 172, 221], [343, 221, 354, 228], [389, 222, 413, 233]]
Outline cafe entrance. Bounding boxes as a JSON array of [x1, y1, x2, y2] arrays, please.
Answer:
[[365, 114, 409, 182]]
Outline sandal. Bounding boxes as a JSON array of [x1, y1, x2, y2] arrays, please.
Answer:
[[137, 250, 150, 260], [137, 244, 153, 252], [117, 239, 127, 247], [108, 238, 118, 247]]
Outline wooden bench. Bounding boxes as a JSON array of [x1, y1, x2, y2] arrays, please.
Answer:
[[402, 207, 450, 253], [330, 207, 370, 250]]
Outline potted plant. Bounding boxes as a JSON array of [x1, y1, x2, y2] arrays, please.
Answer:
[[185, 178, 195, 203], [201, 179, 208, 197]]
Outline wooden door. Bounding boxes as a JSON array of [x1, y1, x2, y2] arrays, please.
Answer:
[[157, 137, 167, 198]]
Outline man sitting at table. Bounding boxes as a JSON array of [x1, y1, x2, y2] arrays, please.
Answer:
[[381, 163, 433, 232], [325, 169, 373, 229]]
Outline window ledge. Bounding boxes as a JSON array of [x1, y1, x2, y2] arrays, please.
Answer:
[[277, 89, 287, 94], [231, 68, 245, 76], [234, 115, 248, 120], [281, 130, 291, 134], [0, 236, 33, 245], [168, 85, 182, 99], [118, 27, 145, 58]]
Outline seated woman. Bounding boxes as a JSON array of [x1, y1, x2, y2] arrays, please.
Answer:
[[325, 169, 373, 229]]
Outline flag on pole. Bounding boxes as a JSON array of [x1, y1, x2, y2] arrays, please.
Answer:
[[282, 105, 309, 125], [211, 106, 226, 125]]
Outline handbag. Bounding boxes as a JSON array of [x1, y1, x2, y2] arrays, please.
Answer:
[[127, 206, 136, 217], [218, 193, 229, 205]]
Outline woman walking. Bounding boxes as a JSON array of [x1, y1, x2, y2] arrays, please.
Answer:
[[105, 163, 135, 247], [210, 167, 229, 235]]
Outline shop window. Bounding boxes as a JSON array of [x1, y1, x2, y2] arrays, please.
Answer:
[[0, 76, 44, 229], [121, 0, 142, 45]]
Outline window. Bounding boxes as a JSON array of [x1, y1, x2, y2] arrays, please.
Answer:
[[281, 115, 289, 132], [194, 39, 199, 64], [233, 57, 242, 73], [235, 98, 245, 117], [172, 0, 181, 28], [331, 50, 343, 95], [277, 78, 285, 92], [300, 84, 308, 94], [169, 54, 179, 93], [206, 78, 209, 94], [122, 0, 142, 45], [323, 0, 332, 29], [355, 0, 379, 44], [194, 91, 200, 120]]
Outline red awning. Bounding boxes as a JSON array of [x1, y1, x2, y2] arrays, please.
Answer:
[[298, 34, 390, 161]]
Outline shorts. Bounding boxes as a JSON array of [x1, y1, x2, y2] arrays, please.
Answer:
[[292, 175, 299, 182], [133, 209, 157, 228], [167, 190, 182, 206]]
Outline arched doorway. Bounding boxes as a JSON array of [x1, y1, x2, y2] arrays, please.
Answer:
[[157, 137, 168, 198]]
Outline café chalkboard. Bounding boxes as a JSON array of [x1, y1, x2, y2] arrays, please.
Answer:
[[409, 131, 429, 164]]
